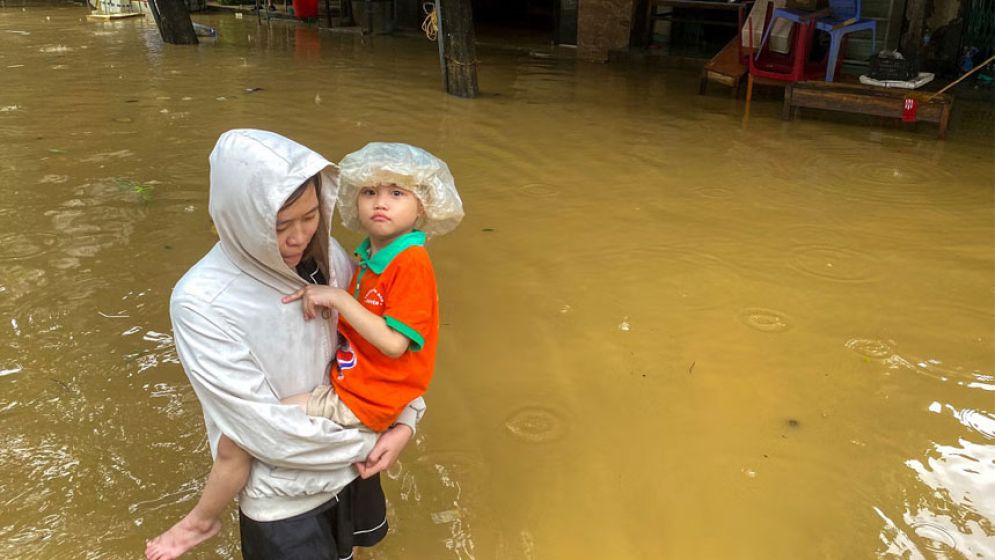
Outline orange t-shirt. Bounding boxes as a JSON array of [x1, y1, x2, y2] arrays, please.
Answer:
[[332, 232, 438, 432]]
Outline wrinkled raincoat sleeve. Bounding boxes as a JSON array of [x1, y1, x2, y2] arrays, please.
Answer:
[[171, 298, 372, 471], [394, 396, 425, 432]]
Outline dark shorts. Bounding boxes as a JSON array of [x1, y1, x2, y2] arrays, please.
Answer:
[[239, 474, 388, 560]]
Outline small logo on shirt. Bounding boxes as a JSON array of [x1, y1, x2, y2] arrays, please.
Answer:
[[363, 288, 384, 308], [336, 341, 356, 377]]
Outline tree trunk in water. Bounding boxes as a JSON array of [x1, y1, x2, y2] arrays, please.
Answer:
[[439, 0, 478, 98], [148, 0, 199, 45]]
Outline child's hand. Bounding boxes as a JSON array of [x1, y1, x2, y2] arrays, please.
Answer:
[[282, 285, 344, 320]]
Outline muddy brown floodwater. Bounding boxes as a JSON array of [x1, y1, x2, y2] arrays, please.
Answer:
[[1, 4, 993, 559]]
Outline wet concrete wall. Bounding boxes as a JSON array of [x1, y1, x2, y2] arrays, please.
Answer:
[[928, 0, 962, 29], [577, 0, 635, 61]]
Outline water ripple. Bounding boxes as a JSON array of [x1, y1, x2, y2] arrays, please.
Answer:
[[517, 183, 559, 198], [0, 233, 57, 260], [952, 408, 995, 440], [845, 338, 895, 359], [738, 307, 793, 333], [807, 153, 986, 207], [910, 522, 959, 554], [505, 406, 567, 443], [789, 245, 879, 283]]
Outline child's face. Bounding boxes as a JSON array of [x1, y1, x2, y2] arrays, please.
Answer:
[[356, 183, 423, 249]]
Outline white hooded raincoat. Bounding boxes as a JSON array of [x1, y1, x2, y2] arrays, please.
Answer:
[[170, 129, 424, 522]]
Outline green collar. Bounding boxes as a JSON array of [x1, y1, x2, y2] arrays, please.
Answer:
[[355, 230, 426, 274]]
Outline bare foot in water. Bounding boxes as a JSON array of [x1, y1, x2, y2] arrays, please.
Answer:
[[145, 515, 221, 560]]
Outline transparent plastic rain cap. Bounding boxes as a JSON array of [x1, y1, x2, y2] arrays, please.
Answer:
[[337, 142, 464, 237]]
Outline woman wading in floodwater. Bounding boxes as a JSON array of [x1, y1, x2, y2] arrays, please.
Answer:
[[146, 129, 423, 560]]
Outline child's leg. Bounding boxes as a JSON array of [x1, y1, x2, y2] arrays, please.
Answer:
[[298, 385, 363, 428], [145, 436, 251, 560], [281, 392, 311, 410]]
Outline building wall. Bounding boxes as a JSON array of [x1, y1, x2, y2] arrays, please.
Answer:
[[928, 0, 962, 29], [577, 0, 635, 61]]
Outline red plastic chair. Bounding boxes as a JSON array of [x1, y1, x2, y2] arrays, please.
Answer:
[[744, 11, 826, 117]]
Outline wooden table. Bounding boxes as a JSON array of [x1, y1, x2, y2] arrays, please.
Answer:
[[783, 81, 955, 139]]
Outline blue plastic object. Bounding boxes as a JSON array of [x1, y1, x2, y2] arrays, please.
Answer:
[[757, 0, 876, 81]]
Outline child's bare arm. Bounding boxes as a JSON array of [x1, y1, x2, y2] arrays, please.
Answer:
[[282, 285, 409, 358]]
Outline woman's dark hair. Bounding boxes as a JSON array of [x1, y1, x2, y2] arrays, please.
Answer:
[[281, 173, 330, 281], [282, 173, 321, 210]]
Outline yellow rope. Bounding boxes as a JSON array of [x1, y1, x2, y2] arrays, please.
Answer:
[[445, 55, 478, 67], [421, 2, 438, 41]]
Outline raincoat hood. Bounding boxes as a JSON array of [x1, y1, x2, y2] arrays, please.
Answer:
[[209, 129, 341, 291]]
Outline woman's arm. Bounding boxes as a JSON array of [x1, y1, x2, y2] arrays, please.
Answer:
[[171, 297, 372, 470]]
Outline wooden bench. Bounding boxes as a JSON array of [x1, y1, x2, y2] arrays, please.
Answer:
[[783, 81, 955, 139], [700, 37, 746, 96]]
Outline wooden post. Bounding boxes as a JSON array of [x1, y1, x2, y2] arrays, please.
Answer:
[[434, 0, 446, 89], [439, 0, 478, 98], [148, 0, 198, 45], [341, 0, 355, 26]]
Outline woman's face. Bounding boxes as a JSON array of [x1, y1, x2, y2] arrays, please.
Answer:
[[276, 184, 320, 268]]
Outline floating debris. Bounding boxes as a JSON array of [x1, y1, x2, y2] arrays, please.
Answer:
[[39, 44, 72, 53], [98, 311, 130, 319], [114, 178, 155, 202], [618, 317, 631, 332], [430, 510, 460, 524]]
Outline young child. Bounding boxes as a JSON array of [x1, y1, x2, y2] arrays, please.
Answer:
[[146, 142, 463, 560]]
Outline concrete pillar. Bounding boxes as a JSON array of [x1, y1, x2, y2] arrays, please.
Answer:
[[577, 0, 636, 62]]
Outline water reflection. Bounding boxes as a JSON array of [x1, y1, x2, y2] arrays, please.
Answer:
[[877, 437, 995, 558]]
